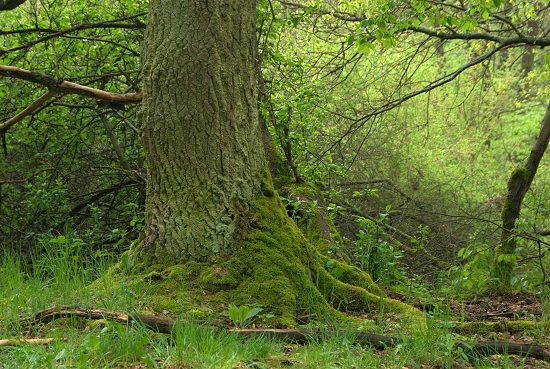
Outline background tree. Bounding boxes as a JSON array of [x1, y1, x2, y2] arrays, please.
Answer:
[[276, 0, 550, 288]]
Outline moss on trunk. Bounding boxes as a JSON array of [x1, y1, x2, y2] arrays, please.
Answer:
[[105, 182, 424, 329]]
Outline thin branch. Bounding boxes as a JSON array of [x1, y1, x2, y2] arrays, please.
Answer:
[[0, 13, 146, 56], [98, 110, 130, 171], [0, 90, 56, 135], [0, 65, 142, 104], [318, 43, 507, 160], [0, 338, 63, 346], [68, 178, 138, 217], [0, 167, 56, 185], [406, 26, 550, 47]]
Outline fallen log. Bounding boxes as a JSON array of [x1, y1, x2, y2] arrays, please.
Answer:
[[21, 306, 550, 364], [232, 328, 400, 350]]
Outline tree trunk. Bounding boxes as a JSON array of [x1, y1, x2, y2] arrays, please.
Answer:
[[492, 103, 550, 287], [139, 0, 265, 263], [136, 0, 422, 326]]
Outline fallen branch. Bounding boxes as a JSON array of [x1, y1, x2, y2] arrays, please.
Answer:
[[23, 306, 550, 363], [23, 305, 174, 334], [0, 337, 66, 346], [233, 328, 400, 350], [0, 337, 69, 347], [456, 341, 550, 363]]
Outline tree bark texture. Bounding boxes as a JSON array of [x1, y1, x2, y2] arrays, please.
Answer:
[[140, 0, 264, 263], [493, 103, 550, 286]]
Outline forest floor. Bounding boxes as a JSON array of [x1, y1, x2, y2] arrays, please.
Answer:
[[385, 290, 549, 369], [1, 245, 549, 369], [2, 290, 549, 368]]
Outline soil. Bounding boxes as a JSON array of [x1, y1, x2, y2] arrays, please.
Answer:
[[447, 291, 543, 322], [387, 290, 550, 368]]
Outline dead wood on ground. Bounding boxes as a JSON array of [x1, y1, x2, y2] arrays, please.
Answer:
[[18, 305, 550, 364]]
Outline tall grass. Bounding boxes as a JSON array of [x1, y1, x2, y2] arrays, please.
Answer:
[[0, 235, 114, 336]]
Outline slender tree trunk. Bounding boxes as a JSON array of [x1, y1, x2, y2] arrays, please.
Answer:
[[139, 0, 265, 263], [492, 103, 550, 287]]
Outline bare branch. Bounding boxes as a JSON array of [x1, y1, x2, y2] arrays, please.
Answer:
[[406, 26, 550, 47], [0, 167, 56, 184], [0, 65, 142, 104], [0, 89, 56, 135], [318, 43, 507, 160], [98, 110, 130, 171], [0, 13, 146, 56]]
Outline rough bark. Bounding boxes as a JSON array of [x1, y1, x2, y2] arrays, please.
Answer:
[[139, 0, 265, 263], [492, 103, 550, 287]]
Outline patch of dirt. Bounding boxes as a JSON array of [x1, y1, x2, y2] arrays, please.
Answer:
[[447, 292, 543, 321], [386, 290, 544, 322], [384, 290, 550, 368]]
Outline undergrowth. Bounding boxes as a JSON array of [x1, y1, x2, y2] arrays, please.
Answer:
[[0, 237, 548, 368]]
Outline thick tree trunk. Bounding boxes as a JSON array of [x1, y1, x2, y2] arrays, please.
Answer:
[[136, 0, 422, 326], [139, 0, 264, 263], [492, 103, 550, 287]]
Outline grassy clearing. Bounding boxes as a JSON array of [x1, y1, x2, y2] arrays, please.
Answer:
[[0, 243, 549, 369]]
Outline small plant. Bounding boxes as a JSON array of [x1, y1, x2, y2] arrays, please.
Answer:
[[353, 205, 403, 283], [228, 305, 263, 328], [447, 243, 493, 293]]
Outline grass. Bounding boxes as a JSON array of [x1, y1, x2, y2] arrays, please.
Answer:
[[0, 241, 549, 368]]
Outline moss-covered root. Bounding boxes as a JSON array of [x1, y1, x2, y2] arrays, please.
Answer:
[[129, 186, 425, 330], [452, 320, 550, 335], [315, 262, 426, 330]]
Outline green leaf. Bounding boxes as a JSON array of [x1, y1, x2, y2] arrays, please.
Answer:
[[55, 349, 66, 361], [245, 307, 263, 321], [545, 52, 550, 71], [357, 40, 375, 54], [383, 37, 395, 49], [332, 267, 344, 278]]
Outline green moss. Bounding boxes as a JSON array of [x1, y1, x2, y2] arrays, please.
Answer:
[[453, 320, 549, 334], [506, 167, 532, 191], [186, 309, 213, 320], [280, 182, 346, 258], [110, 178, 423, 328], [500, 200, 518, 221], [200, 259, 244, 288], [314, 263, 424, 328], [319, 256, 384, 297]]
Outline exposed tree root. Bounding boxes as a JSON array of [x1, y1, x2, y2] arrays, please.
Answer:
[[20, 306, 550, 364]]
